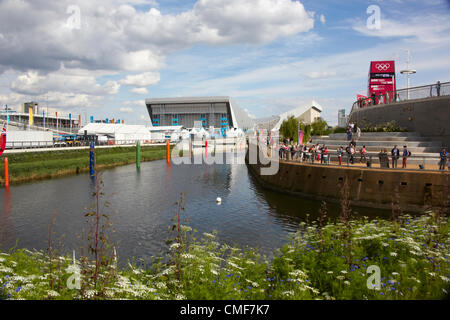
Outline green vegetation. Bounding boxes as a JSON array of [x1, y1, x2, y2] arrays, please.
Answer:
[[0, 197, 448, 300], [279, 116, 331, 143], [0, 146, 166, 185], [358, 120, 408, 133]]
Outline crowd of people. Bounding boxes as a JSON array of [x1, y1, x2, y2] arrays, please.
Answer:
[[274, 123, 450, 171]]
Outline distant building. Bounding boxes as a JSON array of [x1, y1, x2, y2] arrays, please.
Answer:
[[256, 101, 323, 132], [338, 109, 347, 128], [145, 97, 255, 132]]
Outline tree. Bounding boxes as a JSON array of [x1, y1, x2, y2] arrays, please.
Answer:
[[279, 116, 312, 144], [311, 118, 330, 136]]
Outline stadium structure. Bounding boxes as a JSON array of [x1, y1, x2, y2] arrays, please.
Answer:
[[145, 97, 255, 133]]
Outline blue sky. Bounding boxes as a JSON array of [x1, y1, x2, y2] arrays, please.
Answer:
[[0, 0, 449, 126]]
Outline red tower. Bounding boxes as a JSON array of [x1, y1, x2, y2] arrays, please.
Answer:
[[368, 61, 396, 103]]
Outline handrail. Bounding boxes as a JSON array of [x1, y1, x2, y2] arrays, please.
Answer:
[[351, 81, 450, 112]]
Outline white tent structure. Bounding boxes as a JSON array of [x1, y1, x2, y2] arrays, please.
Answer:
[[78, 123, 152, 143]]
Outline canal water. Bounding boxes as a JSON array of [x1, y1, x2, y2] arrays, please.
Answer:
[[0, 156, 391, 265]]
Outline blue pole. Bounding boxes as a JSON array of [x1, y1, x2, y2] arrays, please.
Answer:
[[90, 141, 95, 178]]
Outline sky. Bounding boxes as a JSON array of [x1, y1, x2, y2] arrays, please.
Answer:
[[0, 0, 449, 126]]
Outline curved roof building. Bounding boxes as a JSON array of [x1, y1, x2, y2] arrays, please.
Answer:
[[145, 97, 255, 131]]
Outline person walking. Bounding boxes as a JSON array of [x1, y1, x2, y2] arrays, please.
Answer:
[[439, 148, 448, 170], [391, 145, 400, 168], [402, 146, 410, 168]]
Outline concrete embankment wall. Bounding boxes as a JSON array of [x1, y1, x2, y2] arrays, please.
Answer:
[[247, 155, 449, 213], [348, 95, 450, 148]]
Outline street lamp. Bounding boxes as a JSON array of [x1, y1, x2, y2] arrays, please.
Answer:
[[400, 50, 416, 100]]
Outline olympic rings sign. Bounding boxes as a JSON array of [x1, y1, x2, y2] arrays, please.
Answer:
[[375, 63, 391, 71]]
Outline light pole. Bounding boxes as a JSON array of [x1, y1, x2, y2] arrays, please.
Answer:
[[400, 50, 416, 100]]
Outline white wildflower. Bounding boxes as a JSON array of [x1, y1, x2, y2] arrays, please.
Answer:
[[203, 233, 215, 239], [47, 290, 60, 298], [282, 290, 294, 297], [390, 252, 398, 257], [170, 243, 181, 249], [156, 282, 166, 289]]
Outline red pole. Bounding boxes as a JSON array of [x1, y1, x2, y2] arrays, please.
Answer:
[[205, 140, 208, 157], [166, 139, 170, 164], [4, 157, 9, 188]]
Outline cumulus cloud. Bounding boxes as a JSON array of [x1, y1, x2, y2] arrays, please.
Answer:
[[120, 72, 161, 87], [10, 68, 120, 96], [0, 0, 315, 116], [130, 87, 149, 95], [0, 0, 314, 74]]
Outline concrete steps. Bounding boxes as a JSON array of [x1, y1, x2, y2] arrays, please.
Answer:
[[308, 132, 445, 164]]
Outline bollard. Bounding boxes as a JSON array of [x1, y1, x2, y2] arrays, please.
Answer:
[[189, 138, 193, 158], [4, 157, 9, 188], [166, 139, 171, 164], [136, 140, 141, 170], [205, 140, 208, 156], [214, 139, 216, 155]]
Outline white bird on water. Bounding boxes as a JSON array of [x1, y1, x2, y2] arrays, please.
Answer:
[[216, 197, 222, 204]]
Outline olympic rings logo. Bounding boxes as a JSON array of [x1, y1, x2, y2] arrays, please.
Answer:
[[375, 63, 391, 71]]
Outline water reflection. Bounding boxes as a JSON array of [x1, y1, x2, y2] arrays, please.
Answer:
[[0, 187, 11, 244]]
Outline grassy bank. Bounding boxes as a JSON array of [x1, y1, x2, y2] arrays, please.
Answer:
[[0, 146, 167, 185], [0, 211, 448, 300]]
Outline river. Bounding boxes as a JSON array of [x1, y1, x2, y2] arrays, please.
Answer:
[[0, 155, 391, 266]]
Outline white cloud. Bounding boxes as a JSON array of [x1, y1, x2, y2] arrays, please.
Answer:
[[319, 14, 326, 25], [10, 67, 120, 96], [120, 107, 134, 113], [130, 87, 149, 95], [305, 71, 336, 79], [120, 72, 161, 87], [352, 14, 450, 44], [124, 100, 146, 108]]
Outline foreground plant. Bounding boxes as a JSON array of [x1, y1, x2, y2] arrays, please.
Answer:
[[0, 209, 448, 300]]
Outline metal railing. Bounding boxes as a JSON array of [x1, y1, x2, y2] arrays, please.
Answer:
[[351, 81, 450, 112], [278, 149, 448, 172]]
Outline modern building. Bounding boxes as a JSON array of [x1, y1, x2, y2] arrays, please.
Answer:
[[145, 97, 255, 133], [256, 100, 323, 132], [338, 109, 347, 128]]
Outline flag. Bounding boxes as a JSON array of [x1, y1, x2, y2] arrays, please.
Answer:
[[0, 124, 6, 156]]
